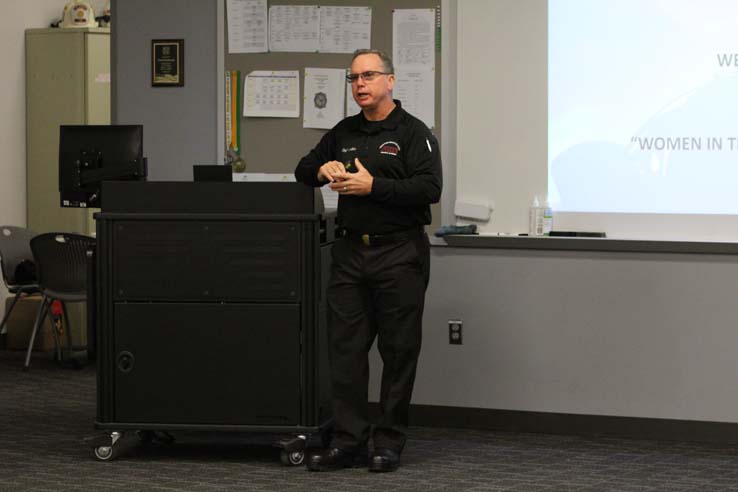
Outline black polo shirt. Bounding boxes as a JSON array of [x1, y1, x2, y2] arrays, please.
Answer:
[[294, 100, 442, 235]]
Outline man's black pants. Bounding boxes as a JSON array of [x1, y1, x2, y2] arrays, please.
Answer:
[[326, 230, 430, 453]]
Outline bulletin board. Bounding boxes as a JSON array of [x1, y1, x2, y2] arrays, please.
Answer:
[[224, 0, 443, 177]]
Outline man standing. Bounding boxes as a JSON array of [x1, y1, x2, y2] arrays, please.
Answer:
[[295, 49, 442, 472]]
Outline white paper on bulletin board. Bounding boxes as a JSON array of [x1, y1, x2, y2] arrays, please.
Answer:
[[304, 68, 346, 129], [392, 9, 436, 69], [226, 0, 268, 53], [243, 70, 300, 118], [269, 5, 320, 52], [394, 67, 435, 129], [319, 6, 372, 53]]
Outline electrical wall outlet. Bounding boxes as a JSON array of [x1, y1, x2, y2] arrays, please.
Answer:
[[448, 319, 462, 345]]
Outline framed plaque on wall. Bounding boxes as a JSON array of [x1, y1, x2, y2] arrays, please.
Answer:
[[151, 39, 184, 87]]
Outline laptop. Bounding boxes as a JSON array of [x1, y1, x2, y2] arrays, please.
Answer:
[[193, 165, 232, 182]]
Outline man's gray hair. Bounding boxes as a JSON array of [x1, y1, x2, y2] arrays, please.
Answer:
[[351, 49, 395, 74]]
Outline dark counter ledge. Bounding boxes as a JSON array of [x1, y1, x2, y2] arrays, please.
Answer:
[[440, 234, 738, 255]]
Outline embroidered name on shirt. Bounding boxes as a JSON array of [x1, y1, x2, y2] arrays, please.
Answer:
[[341, 147, 357, 153], [379, 141, 401, 156]]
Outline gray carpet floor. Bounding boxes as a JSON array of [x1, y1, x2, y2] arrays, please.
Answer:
[[2, 350, 738, 491]]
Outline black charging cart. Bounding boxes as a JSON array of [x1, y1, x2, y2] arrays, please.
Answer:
[[86, 181, 335, 465]]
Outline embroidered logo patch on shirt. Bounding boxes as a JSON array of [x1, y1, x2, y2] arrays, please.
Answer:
[[379, 141, 401, 156]]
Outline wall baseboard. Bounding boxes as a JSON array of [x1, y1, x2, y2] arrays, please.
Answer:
[[370, 403, 738, 444]]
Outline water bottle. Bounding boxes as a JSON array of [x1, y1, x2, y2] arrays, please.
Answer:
[[542, 198, 553, 235], [529, 196, 544, 236]]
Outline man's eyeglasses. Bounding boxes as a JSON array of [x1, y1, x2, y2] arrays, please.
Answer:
[[346, 71, 393, 83]]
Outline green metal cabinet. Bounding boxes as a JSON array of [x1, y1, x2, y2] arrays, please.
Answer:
[[25, 27, 110, 346], [26, 27, 110, 236]]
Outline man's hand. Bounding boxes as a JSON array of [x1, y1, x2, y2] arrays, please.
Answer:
[[317, 160, 348, 183], [329, 158, 373, 196]]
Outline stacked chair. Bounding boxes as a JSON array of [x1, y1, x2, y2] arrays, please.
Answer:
[[0, 226, 40, 348], [23, 232, 95, 370]]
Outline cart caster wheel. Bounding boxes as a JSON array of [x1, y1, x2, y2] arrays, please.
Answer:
[[93, 445, 116, 461], [280, 449, 305, 466], [86, 431, 123, 462]]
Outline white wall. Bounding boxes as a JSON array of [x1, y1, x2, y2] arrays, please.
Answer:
[[0, 0, 108, 321], [455, 0, 547, 235]]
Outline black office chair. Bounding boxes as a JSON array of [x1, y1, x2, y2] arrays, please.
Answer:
[[0, 226, 40, 342], [24, 232, 96, 371]]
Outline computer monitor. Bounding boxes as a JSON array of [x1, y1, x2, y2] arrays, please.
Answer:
[[59, 125, 147, 208]]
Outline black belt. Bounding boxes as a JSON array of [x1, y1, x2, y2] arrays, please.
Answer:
[[345, 227, 423, 246]]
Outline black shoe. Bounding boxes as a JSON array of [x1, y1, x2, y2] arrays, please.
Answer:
[[368, 448, 400, 472], [306, 447, 367, 472]]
